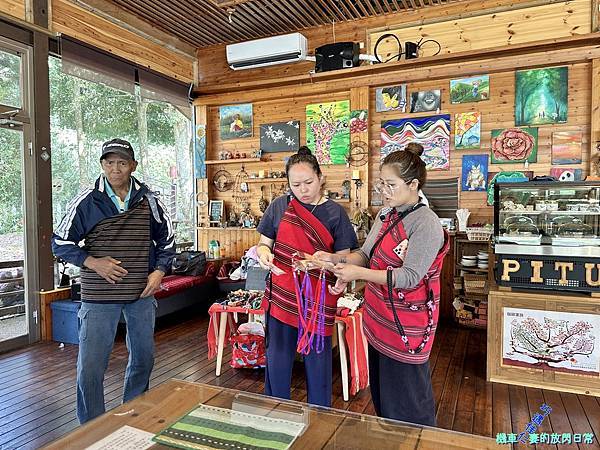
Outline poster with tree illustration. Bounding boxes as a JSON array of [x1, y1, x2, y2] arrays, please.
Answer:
[[454, 112, 481, 150], [515, 67, 568, 126], [306, 101, 350, 165], [502, 308, 600, 375]]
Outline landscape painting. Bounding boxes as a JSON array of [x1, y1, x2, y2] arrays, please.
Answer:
[[551, 131, 582, 165], [219, 104, 253, 140], [454, 112, 481, 150], [450, 75, 489, 103], [381, 114, 450, 170], [515, 66, 568, 126]]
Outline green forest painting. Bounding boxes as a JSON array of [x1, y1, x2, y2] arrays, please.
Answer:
[[515, 67, 568, 126]]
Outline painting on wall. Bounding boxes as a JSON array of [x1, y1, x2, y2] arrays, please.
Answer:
[[381, 114, 450, 170], [450, 75, 490, 104], [259, 121, 300, 153], [550, 167, 583, 182], [515, 66, 568, 126], [486, 171, 532, 205], [375, 85, 407, 112], [490, 127, 538, 164], [461, 154, 488, 191], [552, 131, 582, 165], [503, 308, 600, 376], [194, 124, 206, 179], [410, 90, 441, 113], [306, 100, 350, 165], [350, 110, 368, 134], [454, 112, 481, 150], [219, 104, 253, 140]]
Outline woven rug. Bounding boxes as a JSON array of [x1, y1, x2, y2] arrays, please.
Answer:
[[153, 403, 306, 450]]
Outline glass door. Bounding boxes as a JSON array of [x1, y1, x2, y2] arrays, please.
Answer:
[[0, 39, 33, 351]]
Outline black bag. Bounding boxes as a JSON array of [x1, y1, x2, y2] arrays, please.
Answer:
[[171, 251, 207, 276]]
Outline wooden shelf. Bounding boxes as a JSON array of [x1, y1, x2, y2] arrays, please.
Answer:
[[205, 158, 262, 165], [457, 265, 489, 273], [332, 198, 351, 203], [245, 177, 287, 183]]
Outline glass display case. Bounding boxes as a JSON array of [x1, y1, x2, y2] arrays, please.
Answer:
[[494, 181, 600, 253], [493, 181, 600, 293]]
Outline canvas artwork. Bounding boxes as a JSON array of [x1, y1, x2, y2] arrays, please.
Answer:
[[552, 131, 582, 165], [194, 124, 206, 179], [450, 75, 490, 104], [381, 114, 451, 170], [461, 155, 488, 191], [486, 171, 532, 205], [219, 104, 253, 140], [410, 90, 441, 113], [350, 110, 368, 134], [502, 308, 600, 376], [490, 127, 538, 164], [306, 100, 350, 165], [375, 85, 407, 112], [259, 121, 300, 153], [550, 167, 583, 182], [454, 112, 481, 150], [515, 66, 568, 126]]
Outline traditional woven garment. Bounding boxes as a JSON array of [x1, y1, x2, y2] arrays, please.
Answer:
[[263, 198, 338, 337], [364, 207, 449, 364], [80, 198, 151, 303]]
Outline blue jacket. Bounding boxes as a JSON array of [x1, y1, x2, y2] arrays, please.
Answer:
[[52, 174, 175, 274]]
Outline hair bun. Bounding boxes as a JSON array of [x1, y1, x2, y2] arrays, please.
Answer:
[[297, 146, 312, 156], [405, 142, 424, 157]]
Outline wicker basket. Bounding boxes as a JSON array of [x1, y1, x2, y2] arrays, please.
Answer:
[[466, 227, 493, 241], [463, 274, 488, 295]]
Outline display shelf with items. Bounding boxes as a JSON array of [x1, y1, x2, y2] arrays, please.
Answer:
[[494, 181, 600, 293], [452, 235, 491, 329]]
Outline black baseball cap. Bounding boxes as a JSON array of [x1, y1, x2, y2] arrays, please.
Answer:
[[100, 139, 135, 161]]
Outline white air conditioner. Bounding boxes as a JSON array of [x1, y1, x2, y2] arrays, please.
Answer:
[[226, 33, 308, 70]]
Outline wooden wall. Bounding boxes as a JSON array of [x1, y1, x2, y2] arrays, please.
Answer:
[[196, 0, 594, 91], [195, 35, 600, 259], [0, 0, 196, 83], [370, 0, 591, 59]]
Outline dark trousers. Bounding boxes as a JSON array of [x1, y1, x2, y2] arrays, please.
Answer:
[[264, 313, 332, 407], [368, 344, 436, 426]]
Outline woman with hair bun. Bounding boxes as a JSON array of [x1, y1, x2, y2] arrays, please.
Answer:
[[255, 145, 357, 407], [313, 143, 449, 426]]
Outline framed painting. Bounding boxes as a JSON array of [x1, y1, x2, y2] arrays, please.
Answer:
[[450, 75, 489, 103], [515, 67, 568, 126], [490, 127, 538, 164], [219, 104, 253, 140]]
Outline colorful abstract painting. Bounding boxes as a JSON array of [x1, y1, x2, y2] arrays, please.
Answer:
[[381, 114, 451, 170], [490, 127, 538, 164], [350, 110, 368, 134], [515, 66, 568, 126], [550, 167, 583, 182], [450, 75, 489, 104], [375, 85, 407, 112], [306, 100, 350, 165], [259, 121, 300, 153], [461, 154, 488, 191], [454, 112, 481, 150], [486, 171, 532, 205], [219, 104, 253, 140], [552, 131, 582, 165], [410, 90, 441, 113], [503, 308, 600, 375]]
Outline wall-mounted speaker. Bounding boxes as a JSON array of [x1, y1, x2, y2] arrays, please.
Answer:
[[315, 42, 360, 73]]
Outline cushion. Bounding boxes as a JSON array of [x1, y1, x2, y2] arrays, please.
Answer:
[[155, 275, 212, 299]]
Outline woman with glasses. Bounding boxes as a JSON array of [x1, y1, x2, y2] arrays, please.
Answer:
[[255, 146, 357, 407], [314, 144, 449, 426]]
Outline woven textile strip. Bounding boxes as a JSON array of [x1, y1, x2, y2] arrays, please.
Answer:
[[153, 404, 305, 450]]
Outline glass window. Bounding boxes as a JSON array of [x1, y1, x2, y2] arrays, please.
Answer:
[[0, 49, 22, 109], [49, 56, 194, 244]]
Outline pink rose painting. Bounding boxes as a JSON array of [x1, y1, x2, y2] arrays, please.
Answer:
[[490, 127, 538, 164]]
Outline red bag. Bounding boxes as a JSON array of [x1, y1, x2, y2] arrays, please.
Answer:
[[229, 333, 266, 369]]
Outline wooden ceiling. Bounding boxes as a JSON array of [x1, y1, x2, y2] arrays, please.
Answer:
[[103, 0, 456, 48]]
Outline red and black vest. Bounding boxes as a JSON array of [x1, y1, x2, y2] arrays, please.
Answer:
[[364, 206, 450, 364]]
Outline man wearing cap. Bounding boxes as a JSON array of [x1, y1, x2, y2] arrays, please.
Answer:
[[52, 139, 175, 424]]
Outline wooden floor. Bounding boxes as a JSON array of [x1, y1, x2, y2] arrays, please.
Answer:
[[0, 310, 599, 450]]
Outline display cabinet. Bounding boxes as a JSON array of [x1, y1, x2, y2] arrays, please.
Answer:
[[493, 181, 600, 293]]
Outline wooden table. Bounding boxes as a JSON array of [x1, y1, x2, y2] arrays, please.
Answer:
[[42, 379, 499, 449]]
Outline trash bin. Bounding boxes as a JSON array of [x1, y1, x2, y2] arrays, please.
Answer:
[[50, 300, 81, 345]]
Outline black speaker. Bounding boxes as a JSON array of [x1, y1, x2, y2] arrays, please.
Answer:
[[315, 42, 360, 73], [404, 41, 418, 59]]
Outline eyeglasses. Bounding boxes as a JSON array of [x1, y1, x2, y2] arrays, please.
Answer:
[[374, 179, 397, 195]]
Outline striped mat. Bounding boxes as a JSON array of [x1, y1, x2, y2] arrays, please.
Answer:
[[153, 403, 306, 450]]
